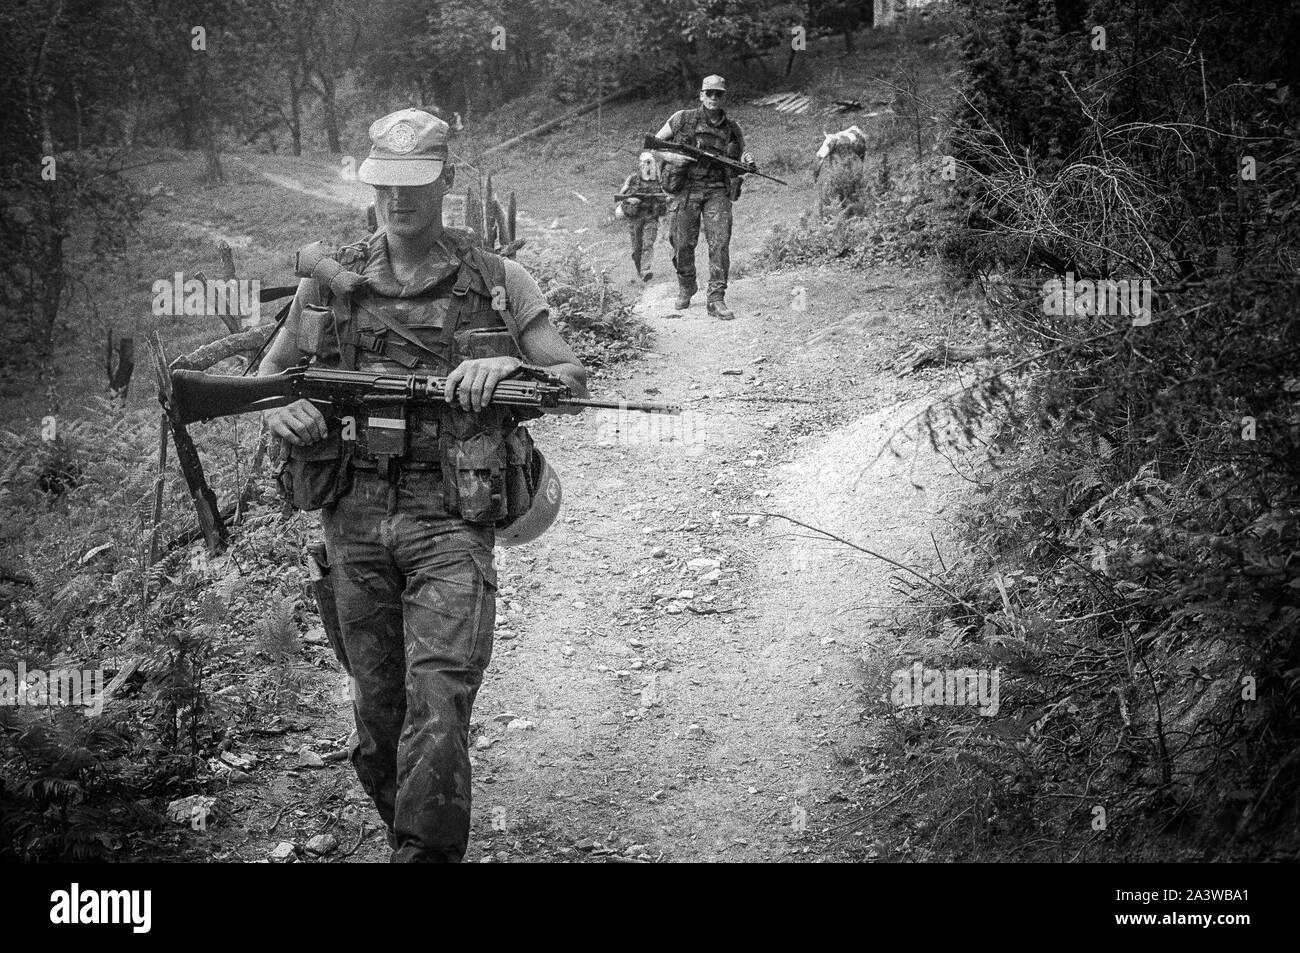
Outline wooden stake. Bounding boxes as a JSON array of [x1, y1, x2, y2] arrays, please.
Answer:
[[149, 411, 167, 565]]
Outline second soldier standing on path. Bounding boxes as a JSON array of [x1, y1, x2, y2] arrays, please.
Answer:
[[655, 74, 755, 320], [614, 151, 668, 282]]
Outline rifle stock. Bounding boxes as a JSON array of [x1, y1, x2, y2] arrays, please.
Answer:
[[172, 370, 300, 424]]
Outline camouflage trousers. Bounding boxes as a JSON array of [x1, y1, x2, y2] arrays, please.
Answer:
[[321, 467, 496, 863], [629, 217, 659, 276], [669, 183, 732, 301]]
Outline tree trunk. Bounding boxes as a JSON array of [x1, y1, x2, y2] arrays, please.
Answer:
[[176, 89, 196, 149], [676, 54, 695, 95], [201, 116, 224, 183], [319, 71, 341, 154], [193, 54, 224, 182], [35, 88, 65, 359], [38, 200, 65, 360], [287, 75, 302, 156], [73, 87, 83, 151]]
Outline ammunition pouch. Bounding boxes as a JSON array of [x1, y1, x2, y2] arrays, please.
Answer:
[[429, 403, 539, 528], [274, 424, 354, 512], [662, 163, 687, 195], [438, 408, 506, 524], [505, 426, 542, 525]]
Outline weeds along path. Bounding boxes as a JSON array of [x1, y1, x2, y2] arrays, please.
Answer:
[[209, 154, 969, 863]]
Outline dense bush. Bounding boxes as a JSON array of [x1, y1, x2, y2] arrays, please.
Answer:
[[883, 0, 1300, 859]]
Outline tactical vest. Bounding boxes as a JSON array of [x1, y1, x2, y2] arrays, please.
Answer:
[[681, 107, 742, 186], [279, 228, 541, 528]]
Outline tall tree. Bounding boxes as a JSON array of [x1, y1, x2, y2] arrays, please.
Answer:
[[298, 0, 364, 154], [130, 0, 279, 180], [0, 0, 144, 365]]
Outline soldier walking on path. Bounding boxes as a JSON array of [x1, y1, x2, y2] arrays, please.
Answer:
[[259, 109, 588, 862], [654, 74, 755, 320], [614, 151, 668, 282]]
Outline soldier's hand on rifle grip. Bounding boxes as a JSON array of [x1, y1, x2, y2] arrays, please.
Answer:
[[445, 356, 523, 412], [265, 399, 328, 446]]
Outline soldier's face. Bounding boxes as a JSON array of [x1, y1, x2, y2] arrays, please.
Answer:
[[700, 89, 725, 112], [639, 156, 655, 179], [375, 181, 443, 236]]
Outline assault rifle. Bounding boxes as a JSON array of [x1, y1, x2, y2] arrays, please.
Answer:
[[170, 365, 681, 425], [614, 191, 670, 202], [642, 135, 788, 186]]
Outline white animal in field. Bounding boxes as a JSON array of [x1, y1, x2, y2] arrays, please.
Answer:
[[813, 125, 868, 217], [813, 125, 868, 181]]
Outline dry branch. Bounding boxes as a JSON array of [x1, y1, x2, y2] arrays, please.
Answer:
[[895, 342, 1007, 376], [169, 323, 276, 372]]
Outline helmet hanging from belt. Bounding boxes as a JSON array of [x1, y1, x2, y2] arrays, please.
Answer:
[[495, 450, 561, 547]]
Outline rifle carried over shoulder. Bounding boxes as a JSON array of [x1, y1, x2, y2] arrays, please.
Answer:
[[643, 134, 788, 186], [170, 364, 681, 425]]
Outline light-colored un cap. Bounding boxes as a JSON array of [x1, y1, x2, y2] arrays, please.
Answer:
[[357, 109, 449, 187], [701, 75, 727, 92]]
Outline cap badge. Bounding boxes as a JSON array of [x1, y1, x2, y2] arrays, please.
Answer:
[[386, 122, 418, 154]]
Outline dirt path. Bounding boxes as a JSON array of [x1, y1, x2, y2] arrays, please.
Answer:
[[450, 270, 965, 863], [200, 158, 969, 863]]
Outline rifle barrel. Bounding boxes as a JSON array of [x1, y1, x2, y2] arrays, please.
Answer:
[[571, 397, 682, 414]]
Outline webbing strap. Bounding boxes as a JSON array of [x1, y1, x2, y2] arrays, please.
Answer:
[[362, 305, 445, 365], [442, 258, 476, 348]]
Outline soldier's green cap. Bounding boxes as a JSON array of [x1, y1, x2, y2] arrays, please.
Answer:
[[701, 75, 727, 92], [358, 109, 449, 187]]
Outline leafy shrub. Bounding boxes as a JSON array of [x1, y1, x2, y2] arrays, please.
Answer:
[[759, 162, 946, 269], [522, 243, 652, 369]]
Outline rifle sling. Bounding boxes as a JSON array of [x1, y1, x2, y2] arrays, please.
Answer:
[[239, 298, 296, 377]]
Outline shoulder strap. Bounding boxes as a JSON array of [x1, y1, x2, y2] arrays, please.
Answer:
[[440, 239, 511, 348]]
